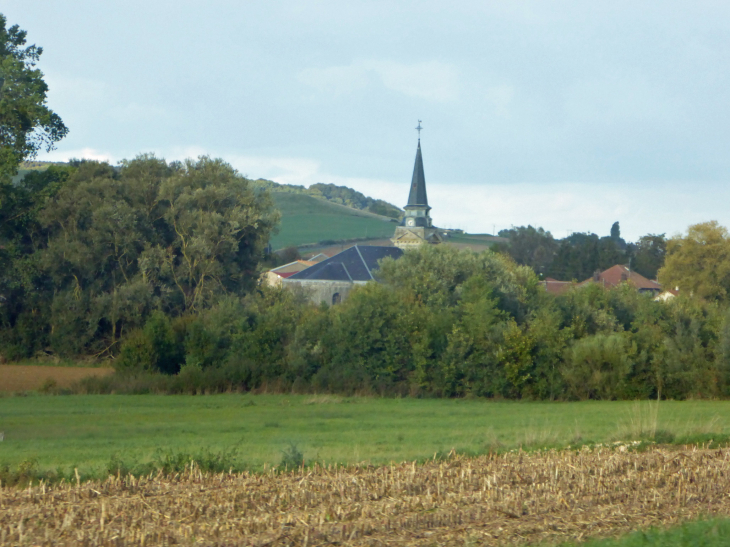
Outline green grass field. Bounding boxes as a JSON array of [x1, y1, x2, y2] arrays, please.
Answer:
[[553, 519, 730, 546], [270, 192, 397, 249], [1, 395, 729, 477]]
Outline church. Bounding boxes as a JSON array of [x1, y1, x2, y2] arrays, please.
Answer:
[[283, 123, 441, 305], [391, 123, 443, 248]]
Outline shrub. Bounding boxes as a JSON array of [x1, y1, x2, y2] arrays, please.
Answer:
[[279, 443, 304, 470], [562, 333, 634, 400]]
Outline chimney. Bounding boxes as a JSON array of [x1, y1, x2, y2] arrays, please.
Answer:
[[593, 270, 601, 282], [620, 272, 628, 282]]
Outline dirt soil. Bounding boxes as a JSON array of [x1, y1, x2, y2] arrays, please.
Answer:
[[0, 365, 114, 392], [2, 445, 729, 546]]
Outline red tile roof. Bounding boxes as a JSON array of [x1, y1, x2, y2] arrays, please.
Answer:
[[580, 265, 661, 291], [543, 280, 573, 295]]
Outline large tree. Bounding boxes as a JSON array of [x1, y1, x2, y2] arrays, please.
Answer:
[[496, 225, 558, 276], [0, 14, 67, 180], [658, 221, 730, 302], [0, 156, 279, 358], [632, 233, 666, 280]]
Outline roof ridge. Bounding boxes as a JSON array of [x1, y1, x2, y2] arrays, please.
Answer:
[[339, 262, 353, 282], [354, 245, 374, 280]]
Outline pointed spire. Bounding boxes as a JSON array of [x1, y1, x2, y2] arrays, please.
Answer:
[[407, 140, 429, 207]]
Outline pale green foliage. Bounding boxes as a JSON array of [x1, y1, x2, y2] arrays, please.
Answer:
[[659, 221, 730, 302], [562, 333, 635, 400]]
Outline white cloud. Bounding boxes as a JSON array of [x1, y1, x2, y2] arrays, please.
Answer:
[[299, 59, 460, 101]]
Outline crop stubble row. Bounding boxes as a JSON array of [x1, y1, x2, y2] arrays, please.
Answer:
[[2, 445, 730, 546]]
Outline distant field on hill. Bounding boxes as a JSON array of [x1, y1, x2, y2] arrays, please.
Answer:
[[442, 232, 507, 252], [270, 192, 397, 249], [1, 396, 728, 476]]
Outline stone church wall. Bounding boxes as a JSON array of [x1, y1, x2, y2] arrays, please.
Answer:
[[283, 279, 367, 305]]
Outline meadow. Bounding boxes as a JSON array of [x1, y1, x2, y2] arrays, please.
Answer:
[[1, 394, 729, 477], [269, 192, 397, 249]]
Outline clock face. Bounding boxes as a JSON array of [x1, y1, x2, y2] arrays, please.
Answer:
[[407, 219, 415, 226]]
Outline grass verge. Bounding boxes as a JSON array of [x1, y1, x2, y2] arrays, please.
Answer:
[[550, 518, 730, 546]]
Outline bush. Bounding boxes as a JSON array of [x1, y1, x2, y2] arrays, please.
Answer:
[[562, 333, 634, 400], [279, 443, 304, 470], [115, 311, 185, 374]]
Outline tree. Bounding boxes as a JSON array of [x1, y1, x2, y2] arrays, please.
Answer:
[[496, 225, 558, 276], [658, 221, 730, 302], [548, 231, 629, 281], [610, 222, 620, 240], [0, 14, 68, 180], [1, 155, 279, 357], [633, 234, 666, 280]]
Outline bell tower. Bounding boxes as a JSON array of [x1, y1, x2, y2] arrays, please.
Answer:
[[391, 121, 442, 249]]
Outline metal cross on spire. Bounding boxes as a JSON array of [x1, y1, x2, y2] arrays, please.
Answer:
[[416, 120, 422, 140]]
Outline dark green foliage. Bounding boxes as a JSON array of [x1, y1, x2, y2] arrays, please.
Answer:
[[0, 156, 278, 360], [50, 243, 730, 400], [633, 234, 666, 280], [116, 311, 185, 374], [610, 221, 621, 240], [279, 443, 304, 470], [0, 14, 68, 182], [498, 223, 640, 282], [497, 225, 558, 276]]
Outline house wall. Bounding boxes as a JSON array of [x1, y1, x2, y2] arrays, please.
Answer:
[[264, 271, 284, 288], [283, 279, 366, 305]]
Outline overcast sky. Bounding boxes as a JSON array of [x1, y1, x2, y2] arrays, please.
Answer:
[[9, 1, 730, 240]]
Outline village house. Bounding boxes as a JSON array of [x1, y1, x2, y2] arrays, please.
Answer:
[[262, 254, 328, 288], [579, 264, 662, 296]]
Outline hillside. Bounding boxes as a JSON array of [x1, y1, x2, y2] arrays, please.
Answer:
[[443, 232, 508, 253], [11, 162, 404, 251], [253, 179, 402, 219], [270, 192, 398, 250]]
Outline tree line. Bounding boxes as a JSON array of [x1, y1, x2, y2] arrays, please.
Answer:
[[0, 157, 278, 359], [493, 222, 666, 281], [73, 242, 730, 400]]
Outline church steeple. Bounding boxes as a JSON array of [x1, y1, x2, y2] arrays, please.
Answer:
[[406, 141, 429, 208], [391, 121, 442, 249]]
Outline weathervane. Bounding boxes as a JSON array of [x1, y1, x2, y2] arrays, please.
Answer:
[[416, 120, 422, 140]]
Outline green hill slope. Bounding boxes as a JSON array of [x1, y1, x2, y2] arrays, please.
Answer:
[[11, 162, 402, 251], [270, 192, 398, 250]]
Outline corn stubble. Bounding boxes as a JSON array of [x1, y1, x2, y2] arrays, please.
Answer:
[[2, 446, 730, 546]]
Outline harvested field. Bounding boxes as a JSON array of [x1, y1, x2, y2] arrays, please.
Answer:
[[2, 445, 730, 546], [0, 365, 113, 392]]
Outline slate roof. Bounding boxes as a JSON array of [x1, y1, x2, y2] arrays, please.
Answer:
[[580, 265, 662, 291], [287, 245, 403, 282], [406, 141, 429, 208], [270, 260, 316, 276]]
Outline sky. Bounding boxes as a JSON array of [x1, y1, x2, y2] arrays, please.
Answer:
[[8, 1, 730, 241]]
